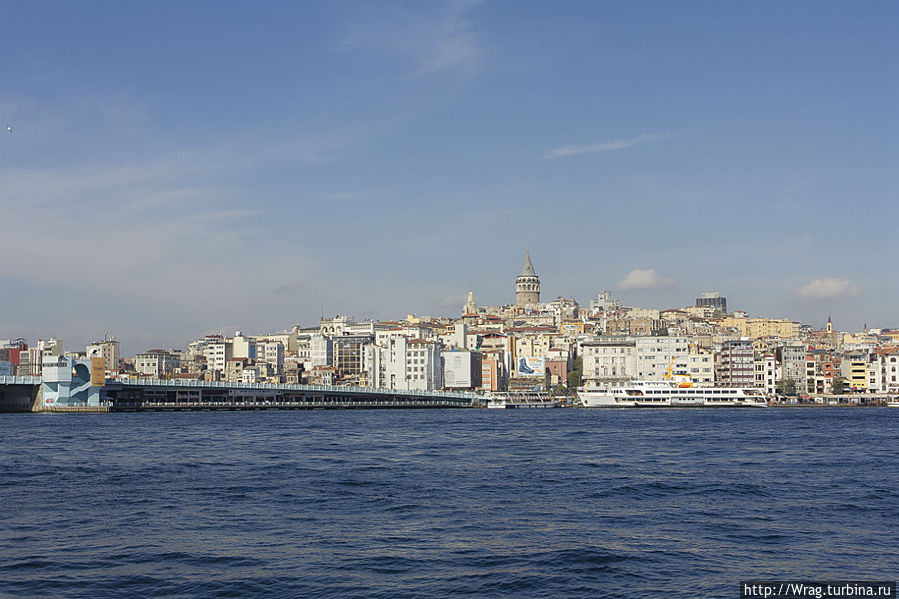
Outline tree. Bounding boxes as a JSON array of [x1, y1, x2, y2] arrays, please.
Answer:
[[776, 378, 797, 396], [832, 375, 847, 395], [567, 356, 583, 389]]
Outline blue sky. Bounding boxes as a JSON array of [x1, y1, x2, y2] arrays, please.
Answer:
[[1, 1, 896, 355]]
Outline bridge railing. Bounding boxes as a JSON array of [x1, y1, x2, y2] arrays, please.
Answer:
[[108, 377, 480, 400], [0, 375, 42, 385]]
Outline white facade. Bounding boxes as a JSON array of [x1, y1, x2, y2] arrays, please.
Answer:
[[866, 357, 883, 393], [882, 352, 899, 393], [310, 335, 332, 367], [86, 339, 120, 373], [366, 336, 443, 391], [135, 350, 180, 377], [257, 341, 285, 374], [685, 351, 715, 384], [754, 355, 777, 396], [205, 341, 233, 374], [635, 336, 692, 380], [589, 290, 620, 313], [442, 350, 478, 389], [232, 332, 256, 359], [580, 339, 637, 383]]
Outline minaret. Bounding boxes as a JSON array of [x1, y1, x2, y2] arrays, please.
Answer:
[[515, 248, 540, 306], [826, 316, 833, 334]]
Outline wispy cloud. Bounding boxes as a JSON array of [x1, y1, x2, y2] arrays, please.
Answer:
[[324, 189, 378, 203], [438, 293, 469, 308], [543, 133, 672, 160], [797, 278, 861, 301], [339, 1, 482, 77], [618, 269, 676, 291]]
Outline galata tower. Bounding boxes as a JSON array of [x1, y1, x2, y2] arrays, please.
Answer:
[[515, 248, 540, 306]]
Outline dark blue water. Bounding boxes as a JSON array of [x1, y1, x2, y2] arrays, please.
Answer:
[[1, 409, 897, 598]]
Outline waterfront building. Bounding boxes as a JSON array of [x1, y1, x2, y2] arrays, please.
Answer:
[[364, 336, 443, 391], [635, 336, 692, 381], [716, 340, 755, 387], [685, 350, 715, 385], [515, 249, 540, 306], [754, 354, 777, 396], [332, 334, 373, 377], [0, 339, 28, 374], [778, 344, 808, 394], [479, 351, 503, 392], [205, 340, 233, 375], [225, 357, 250, 382], [840, 355, 867, 391], [442, 350, 482, 390], [257, 340, 285, 375], [135, 349, 180, 378], [232, 331, 256, 359], [309, 335, 332, 368], [580, 337, 637, 385], [86, 338, 120, 374], [876, 348, 899, 393]]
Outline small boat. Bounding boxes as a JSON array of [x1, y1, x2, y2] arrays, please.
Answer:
[[484, 391, 562, 409]]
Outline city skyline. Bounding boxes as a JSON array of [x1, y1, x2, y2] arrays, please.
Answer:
[[1, 2, 895, 353]]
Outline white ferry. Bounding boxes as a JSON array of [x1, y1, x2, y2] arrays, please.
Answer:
[[578, 380, 768, 408], [484, 391, 563, 409]]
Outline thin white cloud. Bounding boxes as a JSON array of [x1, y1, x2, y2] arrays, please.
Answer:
[[438, 293, 469, 307], [325, 190, 378, 203], [543, 133, 672, 160], [339, 2, 482, 77], [618, 269, 676, 291], [797, 278, 861, 301]]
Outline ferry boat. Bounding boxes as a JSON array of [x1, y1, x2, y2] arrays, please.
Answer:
[[484, 391, 563, 409], [578, 380, 768, 408]]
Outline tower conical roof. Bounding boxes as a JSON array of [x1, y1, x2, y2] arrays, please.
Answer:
[[519, 248, 536, 277]]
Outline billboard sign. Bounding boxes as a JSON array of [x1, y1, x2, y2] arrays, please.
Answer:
[[517, 356, 545, 377]]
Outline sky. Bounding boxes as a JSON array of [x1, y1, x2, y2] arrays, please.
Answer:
[[0, 1, 896, 355]]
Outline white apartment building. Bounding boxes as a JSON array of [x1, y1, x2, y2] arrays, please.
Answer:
[[442, 350, 481, 390], [580, 338, 637, 384], [685, 351, 715, 385], [310, 335, 332, 368], [86, 339, 120, 373], [365, 336, 443, 391], [135, 350, 180, 377], [205, 341, 233, 374], [232, 332, 256, 359], [257, 341, 285, 375], [754, 354, 777, 396], [635, 336, 692, 380], [881, 351, 899, 393]]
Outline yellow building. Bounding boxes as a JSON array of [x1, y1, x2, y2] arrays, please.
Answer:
[[721, 317, 800, 339], [559, 320, 586, 337], [841, 359, 867, 390]]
